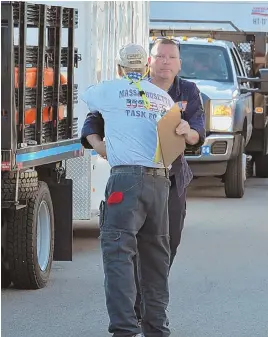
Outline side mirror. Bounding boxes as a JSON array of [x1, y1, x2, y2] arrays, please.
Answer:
[[238, 68, 268, 94], [259, 69, 268, 93], [240, 87, 249, 94]]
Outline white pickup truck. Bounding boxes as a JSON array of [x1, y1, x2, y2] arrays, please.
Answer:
[[150, 1, 268, 198]]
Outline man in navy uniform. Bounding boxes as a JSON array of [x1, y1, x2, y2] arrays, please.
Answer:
[[81, 38, 206, 323]]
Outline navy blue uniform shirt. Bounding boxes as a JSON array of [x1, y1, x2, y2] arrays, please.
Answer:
[[81, 76, 206, 196]]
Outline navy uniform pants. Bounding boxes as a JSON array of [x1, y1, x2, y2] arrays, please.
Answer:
[[134, 175, 187, 320], [100, 165, 171, 337]]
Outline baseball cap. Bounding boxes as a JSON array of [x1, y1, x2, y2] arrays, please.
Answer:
[[117, 43, 148, 69]]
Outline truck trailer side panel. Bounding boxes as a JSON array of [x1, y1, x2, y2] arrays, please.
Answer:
[[52, 1, 150, 220], [150, 1, 268, 33]]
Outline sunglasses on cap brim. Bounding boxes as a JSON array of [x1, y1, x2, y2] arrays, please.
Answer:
[[119, 64, 149, 67], [151, 37, 181, 51]]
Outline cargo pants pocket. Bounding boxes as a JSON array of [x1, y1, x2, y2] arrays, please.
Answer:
[[100, 231, 121, 264]]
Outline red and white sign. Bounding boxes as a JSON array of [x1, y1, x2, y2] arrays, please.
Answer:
[[1, 162, 11, 171], [252, 7, 268, 17]]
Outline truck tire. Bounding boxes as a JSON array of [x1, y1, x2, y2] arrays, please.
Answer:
[[255, 154, 268, 178], [7, 182, 54, 289], [224, 137, 246, 198], [1, 261, 12, 288], [1, 170, 38, 202], [246, 157, 254, 178]]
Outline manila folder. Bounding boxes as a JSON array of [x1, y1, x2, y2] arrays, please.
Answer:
[[157, 103, 186, 168]]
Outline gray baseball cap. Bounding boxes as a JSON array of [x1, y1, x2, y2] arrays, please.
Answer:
[[117, 43, 148, 69]]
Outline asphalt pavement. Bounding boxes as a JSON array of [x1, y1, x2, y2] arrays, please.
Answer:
[[2, 178, 268, 337]]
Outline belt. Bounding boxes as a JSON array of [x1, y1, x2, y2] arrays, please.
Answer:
[[111, 165, 169, 178]]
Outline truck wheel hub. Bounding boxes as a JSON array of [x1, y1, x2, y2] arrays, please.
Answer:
[[37, 201, 51, 272]]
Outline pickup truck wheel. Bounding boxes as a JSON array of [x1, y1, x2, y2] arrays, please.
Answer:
[[7, 182, 54, 289], [224, 137, 246, 198], [255, 154, 268, 178]]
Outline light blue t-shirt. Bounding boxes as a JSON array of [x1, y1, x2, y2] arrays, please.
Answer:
[[81, 73, 174, 168]]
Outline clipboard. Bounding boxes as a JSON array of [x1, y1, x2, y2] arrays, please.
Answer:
[[156, 103, 186, 168]]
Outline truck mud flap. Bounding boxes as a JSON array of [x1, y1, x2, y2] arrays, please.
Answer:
[[48, 178, 73, 261]]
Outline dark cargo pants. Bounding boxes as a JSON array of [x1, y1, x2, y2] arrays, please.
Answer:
[[100, 165, 171, 337], [135, 175, 187, 320]]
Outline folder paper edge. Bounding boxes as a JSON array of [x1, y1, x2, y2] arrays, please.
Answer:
[[157, 105, 186, 168]]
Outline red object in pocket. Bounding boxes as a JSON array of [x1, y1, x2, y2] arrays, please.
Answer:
[[107, 192, 124, 205]]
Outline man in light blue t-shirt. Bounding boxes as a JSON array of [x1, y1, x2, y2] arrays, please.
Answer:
[[81, 44, 174, 337]]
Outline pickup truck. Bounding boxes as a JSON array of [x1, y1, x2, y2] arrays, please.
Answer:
[[149, 25, 268, 198]]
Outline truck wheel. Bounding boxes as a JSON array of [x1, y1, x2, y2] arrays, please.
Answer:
[[224, 137, 246, 198], [1, 261, 12, 288], [1, 170, 38, 202], [255, 154, 268, 178], [246, 156, 254, 178], [1, 210, 12, 288], [7, 182, 54, 289]]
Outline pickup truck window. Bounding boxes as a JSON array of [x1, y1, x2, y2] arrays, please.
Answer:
[[180, 44, 233, 83], [233, 47, 248, 77], [230, 48, 242, 76], [231, 47, 251, 89]]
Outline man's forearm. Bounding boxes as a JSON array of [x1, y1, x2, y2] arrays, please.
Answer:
[[86, 134, 107, 157], [80, 111, 105, 149], [185, 129, 200, 146], [86, 134, 102, 148]]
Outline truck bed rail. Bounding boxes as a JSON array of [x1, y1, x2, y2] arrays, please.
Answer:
[[149, 19, 267, 44], [1, 1, 82, 171]]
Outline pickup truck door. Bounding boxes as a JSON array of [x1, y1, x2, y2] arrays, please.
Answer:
[[230, 47, 253, 143]]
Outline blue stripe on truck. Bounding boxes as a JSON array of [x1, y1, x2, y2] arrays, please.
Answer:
[[16, 143, 83, 163], [91, 150, 98, 156]]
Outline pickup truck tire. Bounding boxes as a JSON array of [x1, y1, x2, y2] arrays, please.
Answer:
[[1, 170, 38, 202], [255, 154, 268, 178], [7, 182, 54, 289], [224, 137, 245, 198]]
